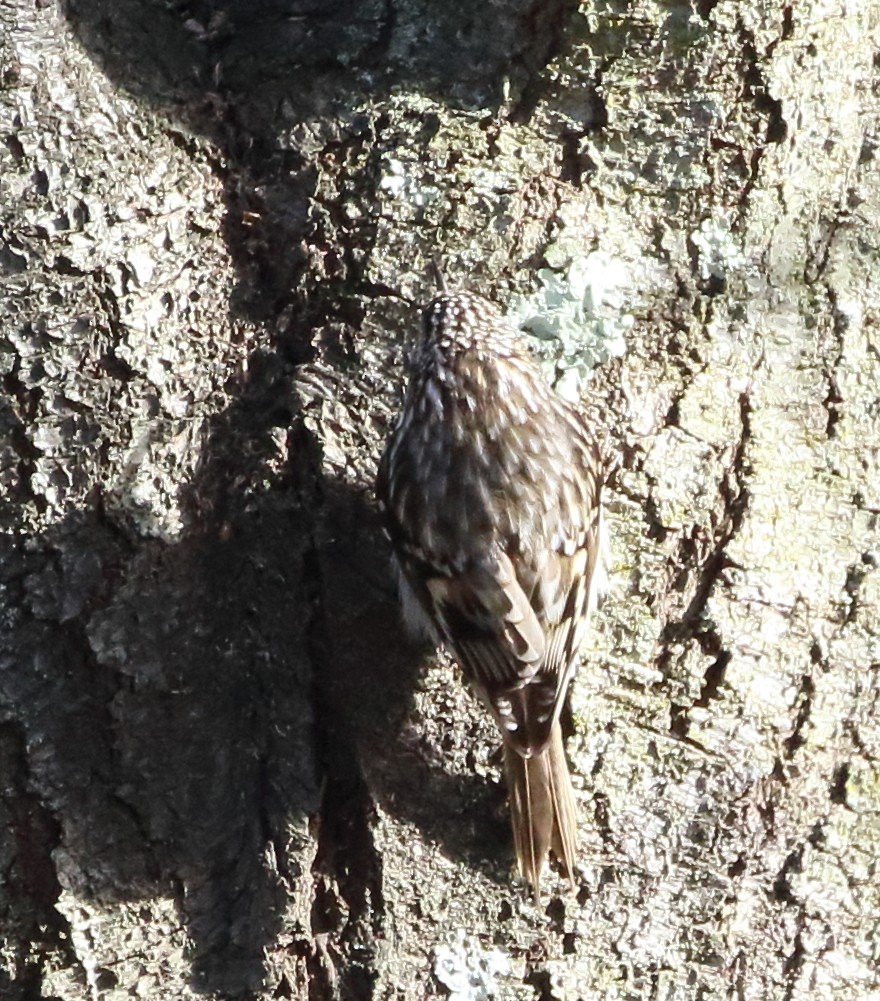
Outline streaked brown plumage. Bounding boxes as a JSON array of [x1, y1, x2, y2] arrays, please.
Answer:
[[377, 291, 607, 896]]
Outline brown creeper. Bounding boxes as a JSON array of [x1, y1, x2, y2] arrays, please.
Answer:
[[376, 291, 607, 895]]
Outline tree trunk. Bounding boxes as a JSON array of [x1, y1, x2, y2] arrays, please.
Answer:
[[1, 1, 878, 998]]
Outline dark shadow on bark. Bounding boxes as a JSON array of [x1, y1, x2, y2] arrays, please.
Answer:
[[62, 0, 576, 117], [312, 477, 517, 869], [0, 478, 319, 994], [62, 0, 586, 329], [1, 344, 516, 999]]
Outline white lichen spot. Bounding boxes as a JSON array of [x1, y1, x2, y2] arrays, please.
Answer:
[[690, 216, 746, 281], [379, 157, 439, 207], [433, 932, 510, 1001], [126, 245, 156, 285], [834, 297, 863, 331]]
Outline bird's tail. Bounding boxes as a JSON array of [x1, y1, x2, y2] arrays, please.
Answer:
[[503, 721, 577, 899]]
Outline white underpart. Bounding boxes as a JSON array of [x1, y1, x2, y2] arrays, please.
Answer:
[[589, 508, 610, 609]]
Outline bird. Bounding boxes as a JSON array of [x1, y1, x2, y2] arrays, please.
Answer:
[[376, 290, 607, 896]]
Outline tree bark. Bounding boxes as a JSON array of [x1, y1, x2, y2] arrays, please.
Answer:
[[1, 1, 878, 998]]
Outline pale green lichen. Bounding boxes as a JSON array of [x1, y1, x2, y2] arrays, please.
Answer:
[[509, 251, 631, 400]]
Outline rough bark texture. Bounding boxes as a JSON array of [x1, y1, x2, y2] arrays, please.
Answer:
[[1, 1, 878, 999]]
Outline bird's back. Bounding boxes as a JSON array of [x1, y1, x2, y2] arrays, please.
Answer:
[[378, 293, 604, 756]]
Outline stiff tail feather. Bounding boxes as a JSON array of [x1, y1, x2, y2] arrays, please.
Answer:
[[503, 721, 577, 899]]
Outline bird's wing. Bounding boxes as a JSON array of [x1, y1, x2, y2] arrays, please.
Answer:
[[423, 549, 545, 681], [408, 494, 602, 756]]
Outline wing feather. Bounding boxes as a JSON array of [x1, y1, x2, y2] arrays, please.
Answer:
[[411, 501, 602, 755]]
